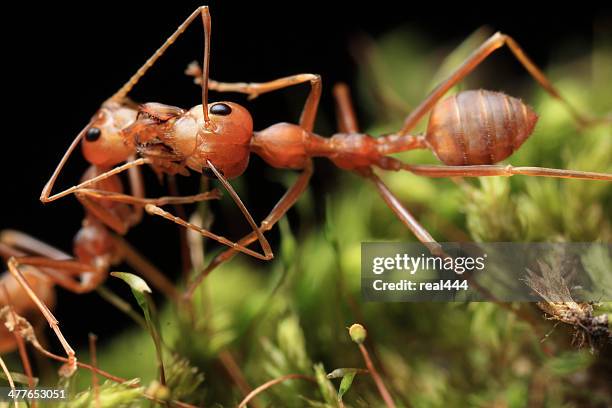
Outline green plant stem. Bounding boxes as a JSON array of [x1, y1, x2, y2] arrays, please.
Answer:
[[143, 293, 167, 390]]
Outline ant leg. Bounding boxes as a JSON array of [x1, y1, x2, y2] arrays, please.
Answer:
[[397, 32, 595, 136], [395, 163, 612, 181], [9, 257, 100, 291], [6, 258, 77, 370], [0, 230, 70, 261], [199, 6, 212, 127], [74, 189, 221, 207], [145, 161, 273, 261], [333, 83, 360, 133], [110, 6, 213, 102], [112, 5, 213, 125], [187, 63, 322, 132], [184, 160, 314, 300], [360, 169, 445, 256], [41, 157, 151, 203]]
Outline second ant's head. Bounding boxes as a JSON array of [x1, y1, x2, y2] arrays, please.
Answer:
[[81, 101, 138, 167], [173, 101, 254, 178]]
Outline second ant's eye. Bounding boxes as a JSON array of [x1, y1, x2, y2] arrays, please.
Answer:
[[210, 103, 232, 116], [85, 127, 102, 142]]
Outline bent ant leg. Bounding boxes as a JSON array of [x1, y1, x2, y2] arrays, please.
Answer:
[[110, 6, 213, 104], [333, 84, 445, 256], [113, 6, 214, 125], [145, 161, 273, 261], [397, 32, 598, 135], [43, 157, 213, 207], [187, 63, 322, 132], [0, 242, 24, 260], [42, 158, 152, 203], [184, 160, 314, 300]]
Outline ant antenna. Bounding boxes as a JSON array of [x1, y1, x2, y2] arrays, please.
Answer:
[[200, 8, 212, 130]]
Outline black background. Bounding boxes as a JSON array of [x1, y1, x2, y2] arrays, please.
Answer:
[[3, 1, 611, 346]]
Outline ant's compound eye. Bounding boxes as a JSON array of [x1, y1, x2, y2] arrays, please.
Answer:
[[85, 127, 102, 142], [210, 103, 232, 116]]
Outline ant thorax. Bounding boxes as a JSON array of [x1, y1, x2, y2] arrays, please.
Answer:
[[127, 101, 255, 179]]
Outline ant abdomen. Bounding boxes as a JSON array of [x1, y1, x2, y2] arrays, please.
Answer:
[[426, 90, 538, 165]]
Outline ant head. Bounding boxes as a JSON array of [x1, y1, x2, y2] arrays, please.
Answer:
[[81, 101, 137, 167], [173, 101, 254, 178]]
